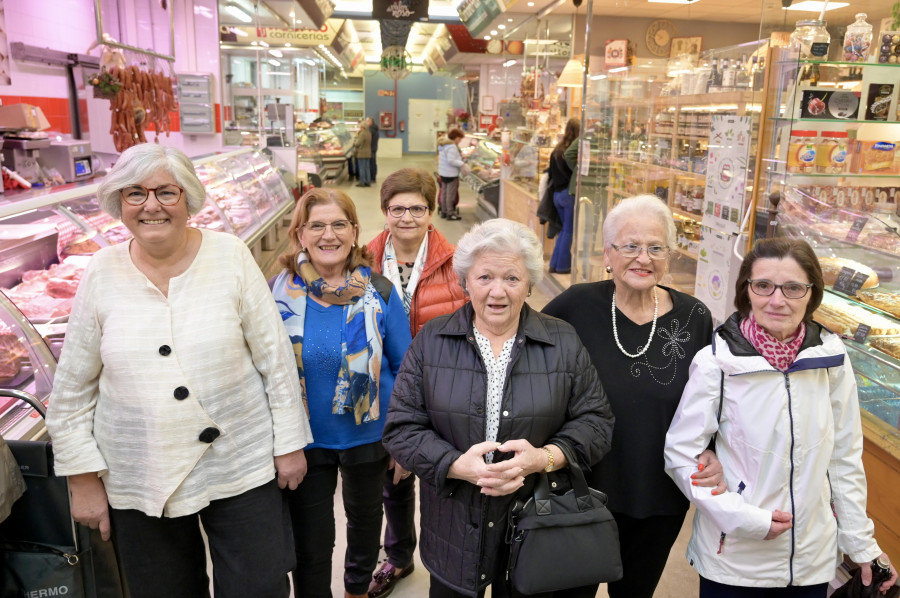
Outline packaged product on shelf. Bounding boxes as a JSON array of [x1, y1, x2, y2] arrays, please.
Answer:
[[787, 130, 817, 173], [799, 89, 860, 119], [843, 13, 873, 62], [816, 130, 849, 174], [877, 32, 900, 64], [864, 84, 894, 121], [858, 140, 898, 174]]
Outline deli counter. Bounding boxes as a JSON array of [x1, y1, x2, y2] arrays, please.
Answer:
[[0, 148, 297, 441]]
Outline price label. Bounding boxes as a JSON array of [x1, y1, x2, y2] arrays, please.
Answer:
[[845, 216, 869, 242], [853, 323, 871, 343], [832, 267, 869, 296], [810, 42, 830, 57]]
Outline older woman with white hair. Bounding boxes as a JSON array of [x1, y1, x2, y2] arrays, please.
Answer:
[[383, 218, 614, 597], [46, 143, 312, 598], [543, 194, 722, 598]]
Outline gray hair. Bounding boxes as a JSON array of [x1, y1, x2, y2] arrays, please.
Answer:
[[96, 144, 206, 219], [602, 194, 676, 249], [453, 218, 544, 289]]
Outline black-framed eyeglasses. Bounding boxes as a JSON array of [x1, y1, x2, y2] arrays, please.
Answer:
[[387, 205, 429, 218], [303, 220, 353, 234], [120, 184, 184, 206], [748, 279, 814, 299], [610, 243, 671, 260]]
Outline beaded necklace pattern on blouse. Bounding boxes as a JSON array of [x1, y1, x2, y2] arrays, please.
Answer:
[[611, 287, 659, 358]]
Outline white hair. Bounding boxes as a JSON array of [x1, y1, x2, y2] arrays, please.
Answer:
[[453, 218, 544, 289], [96, 144, 206, 219], [602, 194, 677, 248]]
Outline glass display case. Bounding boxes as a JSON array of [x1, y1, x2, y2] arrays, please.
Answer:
[[460, 138, 502, 193], [296, 125, 354, 183]]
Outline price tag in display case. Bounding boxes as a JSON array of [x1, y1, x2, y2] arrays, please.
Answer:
[[832, 267, 870, 296], [854, 323, 872, 343], [846, 216, 869, 242]]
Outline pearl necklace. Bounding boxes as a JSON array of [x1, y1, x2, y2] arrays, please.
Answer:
[[611, 287, 658, 358]]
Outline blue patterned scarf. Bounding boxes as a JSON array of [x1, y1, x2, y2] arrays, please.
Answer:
[[272, 253, 384, 424]]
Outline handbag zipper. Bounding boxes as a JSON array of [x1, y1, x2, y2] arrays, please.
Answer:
[[0, 540, 80, 565]]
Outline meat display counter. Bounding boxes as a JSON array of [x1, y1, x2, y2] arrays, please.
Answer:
[[0, 148, 297, 441], [296, 125, 353, 184]]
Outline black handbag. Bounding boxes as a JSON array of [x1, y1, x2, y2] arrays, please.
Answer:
[[831, 558, 899, 598], [0, 389, 128, 598], [506, 442, 623, 594]]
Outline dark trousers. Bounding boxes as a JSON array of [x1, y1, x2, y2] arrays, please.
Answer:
[[549, 190, 575, 272], [381, 468, 417, 568], [440, 176, 460, 215], [357, 158, 372, 185], [108, 479, 292, 598], [371, 152, 378, 181], [700, 578, 829, 598], [286, 448, 389, 596]]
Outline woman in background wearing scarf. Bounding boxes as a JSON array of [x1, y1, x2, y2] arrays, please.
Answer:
[[272, 188, 412, 598]]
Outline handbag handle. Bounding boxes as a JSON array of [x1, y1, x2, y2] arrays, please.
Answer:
[[533, 441, 593, 514]]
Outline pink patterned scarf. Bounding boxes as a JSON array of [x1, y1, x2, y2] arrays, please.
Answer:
[[739, 314, 806, 372]]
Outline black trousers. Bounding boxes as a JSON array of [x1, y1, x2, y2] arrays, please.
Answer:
[[286, 447, 389, 596], [371, 151, 378, 181], [381, 468, 417, 568], [108, 479, 293, 598], [563, 511, 687, 598], [700, 578, 828, 598]]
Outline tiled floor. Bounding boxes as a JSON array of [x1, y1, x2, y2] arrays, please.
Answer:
[[263, 154, 700, 597]]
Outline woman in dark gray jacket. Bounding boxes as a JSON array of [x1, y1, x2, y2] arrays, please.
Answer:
[[383, 218, 614, 598]]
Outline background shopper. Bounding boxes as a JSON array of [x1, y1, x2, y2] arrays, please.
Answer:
[[546, 118, 580, 274], [355, 121, 373, 188], [543, 194, 724, 598], [437, 128, 465, 220], [665, 237, 898, 598], [46, 143, 310, 598], [272, 188, 411, 598], [383, 218, 614, 598], [367, 116, 380, 182], [366, 168, 467, 598]]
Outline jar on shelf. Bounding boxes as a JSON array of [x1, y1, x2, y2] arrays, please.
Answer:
[[787, 130, 818, 173], [843, 13, 873, 62], [790, 19, 831, 60], [816, 130, 849, 174]]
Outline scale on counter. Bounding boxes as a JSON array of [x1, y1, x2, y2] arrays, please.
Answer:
[[1, 137, 50, 183], [40, 139, 93, 183]]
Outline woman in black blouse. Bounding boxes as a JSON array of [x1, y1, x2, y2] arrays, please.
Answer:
[[542, 194, 724, 598]]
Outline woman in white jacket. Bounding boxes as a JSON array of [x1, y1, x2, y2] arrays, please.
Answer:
[[436, 128, 465, 220], [664, 238, 896, 597]]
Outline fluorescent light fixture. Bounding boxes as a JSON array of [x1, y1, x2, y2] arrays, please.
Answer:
[[225, 4, 253, 23], [508, 17, 513, 21], [590, 74, 608, 80], [268, 49, 284, 57], [259, 40, 270, 47], [251, 41, 258, 45], [268, 59, 281, 66], [227, 26, 248, 37], [608, 66, 629, 73], [527, 2, 534, 5], [503, 59, 517, 67], [285, 43, 291, 47], [783, 1, 848, 10], [268, 72, 291, 76]]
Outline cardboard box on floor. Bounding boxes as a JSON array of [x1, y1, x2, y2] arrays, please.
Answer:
[[0, 104, 51, 131]]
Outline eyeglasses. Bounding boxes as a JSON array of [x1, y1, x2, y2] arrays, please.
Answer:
[[120, 184, 184, 206], [303, 220, 353, 234], [610, 243, 671, 260], [748, 279, 814, 299], [387, 205, 429, 218]]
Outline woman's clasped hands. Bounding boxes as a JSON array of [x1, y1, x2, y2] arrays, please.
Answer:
[[448, 439, 552, 497]]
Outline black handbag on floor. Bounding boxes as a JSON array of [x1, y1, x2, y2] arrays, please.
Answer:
[[0, 389, 128, 598], [506, 442, 622, 594]]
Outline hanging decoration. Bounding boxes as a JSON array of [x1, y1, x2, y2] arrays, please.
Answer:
[[380, 45, 412, 80]]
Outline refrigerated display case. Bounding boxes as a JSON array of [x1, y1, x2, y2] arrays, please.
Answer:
[[459, 138, 502, 221], [755, 45, 900, 562], [296, 125, 354, 183]]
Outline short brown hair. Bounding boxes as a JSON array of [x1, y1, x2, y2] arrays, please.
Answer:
[[447, 128, 465, 141], [379, 168, 437, 212], [734, 237, 824, 322], [278, 188, 372, 277]]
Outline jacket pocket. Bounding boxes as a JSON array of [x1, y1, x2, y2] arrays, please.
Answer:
[[716, 481, 746, 555]]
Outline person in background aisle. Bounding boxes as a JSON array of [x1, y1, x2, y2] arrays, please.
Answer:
[[383, 218, 614, 598], [437, 128, 465, 220], [665, 237, 898, 598], [546, 118, 580, 275], [366, 168, 467, 598], [355, 120, 373, 188], [272, 188, 412, 598], [367, 116, 380, 182], [45, 143, 311, 598], [542, 194, 725, 598]]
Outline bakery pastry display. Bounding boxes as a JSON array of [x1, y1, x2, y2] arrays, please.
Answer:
[[869, 337, 900, 360], [856, 290, 900, 318], [818, 256, 879, 289], [815, 302, 900, 335]]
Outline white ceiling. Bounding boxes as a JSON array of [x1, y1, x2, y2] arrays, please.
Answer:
[[219, 0, 898, 75]]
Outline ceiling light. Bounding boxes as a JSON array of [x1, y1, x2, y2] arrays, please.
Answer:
[[484, 35, 491, 40], [259, 40, 270, 47], [557, 58, 584, 87], [268, 59, 281, 66], [498, 24, 506, 29], [268, 49, 283, 57], [228, 26, 248, 37], [527, 2, 534, 5], [285, 43, 291, 47], [608, 66, 628, 73], [590, 74, 608, 80], [503, 59, 517, 67], [508, 18, 513, 21], [224, 4, 253, 23], [782, 1, 848, 10], [251, 41, 258, 45], [491, 30, 498, 35]]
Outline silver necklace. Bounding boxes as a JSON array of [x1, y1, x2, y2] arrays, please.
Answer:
[[611, 287, 659, 358]]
